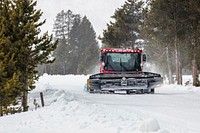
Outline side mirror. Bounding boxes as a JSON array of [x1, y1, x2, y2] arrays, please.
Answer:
[[100, 54, 103, 61], [142, 54, 147, 62], [100, 53, 105, 62]]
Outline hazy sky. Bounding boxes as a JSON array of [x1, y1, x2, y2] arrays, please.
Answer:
[[36, 0, 126, 36]]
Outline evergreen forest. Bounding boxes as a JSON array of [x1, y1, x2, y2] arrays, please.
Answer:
[[100, 0, 200, 86], [38, 10, 99, 75]]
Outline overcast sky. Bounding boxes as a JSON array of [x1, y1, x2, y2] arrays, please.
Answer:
[[36, 0, 126, 37]]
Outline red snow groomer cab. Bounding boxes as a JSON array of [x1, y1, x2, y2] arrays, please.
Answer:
[[87, 48, 163, 94]]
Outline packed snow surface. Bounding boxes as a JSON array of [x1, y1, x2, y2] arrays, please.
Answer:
[[0, 74, 200, 133]]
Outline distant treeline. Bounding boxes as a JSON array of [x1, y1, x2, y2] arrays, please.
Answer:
[[38, 10, 99, 75]]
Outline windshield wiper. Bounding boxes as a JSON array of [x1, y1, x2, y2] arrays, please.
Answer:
[[120, 58, 128, 71], [105, 57, 114, 70]]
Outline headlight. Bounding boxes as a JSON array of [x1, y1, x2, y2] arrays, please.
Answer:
[[87, 79, 90, 89]]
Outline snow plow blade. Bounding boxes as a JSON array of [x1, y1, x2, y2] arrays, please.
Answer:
[[87, 72, 163, 94]]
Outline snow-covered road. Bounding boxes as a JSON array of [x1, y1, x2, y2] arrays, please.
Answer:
[[0, 74, 200, 133]]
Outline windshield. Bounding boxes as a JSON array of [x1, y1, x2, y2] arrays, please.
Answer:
[[103, 52, 141, 71]]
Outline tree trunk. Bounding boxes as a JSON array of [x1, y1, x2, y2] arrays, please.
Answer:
[[22, 91, 28, 112], [175, 48, 182, 85], [175, 36, 182, 85], [0, 106, 3, 116], [166, 47, 173, 84], [178, 53, 182, 85], [175, 42, 179, 84], [22, 72, 29, 112], [173, 4, 182, 85], [192, 54, 198, 86], [176, 49, 182, 85]]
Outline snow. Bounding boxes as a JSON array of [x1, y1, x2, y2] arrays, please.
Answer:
[[139, 119, 160, 132], [0, 74, 200, 133]]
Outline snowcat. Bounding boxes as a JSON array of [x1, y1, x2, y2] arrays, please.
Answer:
[[87, 48, 163, 94]]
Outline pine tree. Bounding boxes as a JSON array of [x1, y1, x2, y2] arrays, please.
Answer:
[[100, 0, 144, 48], [0, 0, 22, 115], [142, 0, 191, 85], [51, 10, 79, 75], [67, 15, 81, 74], [53, 10, 75, 40], [75, 16, 99, 74], [184, 0, 200, 86], [0, 52, 22, 115], [50, 13, 99, 75], [6, 0, 58, 111], [141, 0, 176, 83]]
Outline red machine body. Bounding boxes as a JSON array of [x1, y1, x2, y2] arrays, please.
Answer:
[[99, 48, 144, 73], [87, 48, 162, 94]]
